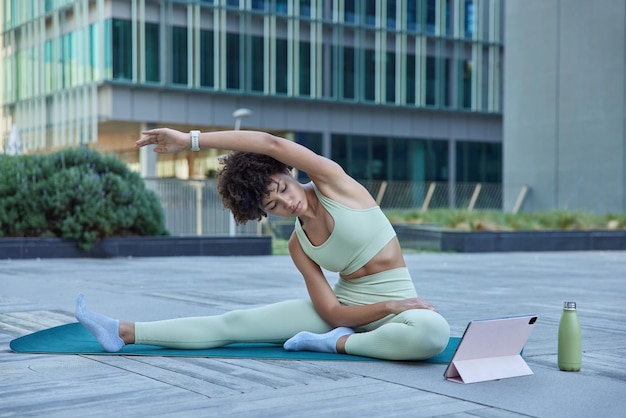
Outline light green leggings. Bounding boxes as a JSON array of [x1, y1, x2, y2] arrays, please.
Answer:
[[135, 268, 450, 361]]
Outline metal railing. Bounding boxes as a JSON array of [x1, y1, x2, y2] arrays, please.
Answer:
[[362, 181, 503, 211], [145, 178, 508, 236], [144, 178, 259, 236]]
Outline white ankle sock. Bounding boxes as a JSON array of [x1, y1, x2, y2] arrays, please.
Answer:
[[75, 294, 125, 353], [283, 327, 354, 353]]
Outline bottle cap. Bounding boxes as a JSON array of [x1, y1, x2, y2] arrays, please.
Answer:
[[564, 301, 577, 309]]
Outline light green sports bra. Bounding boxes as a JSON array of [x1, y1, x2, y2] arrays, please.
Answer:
[[294, 183, 397, 276]]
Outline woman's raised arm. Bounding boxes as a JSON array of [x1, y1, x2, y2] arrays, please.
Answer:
[[136, 128, 342, 184]]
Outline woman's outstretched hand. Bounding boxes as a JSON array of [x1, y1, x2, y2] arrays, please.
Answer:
[[388, 297, 439, 314], [136, 128, 189, 153]]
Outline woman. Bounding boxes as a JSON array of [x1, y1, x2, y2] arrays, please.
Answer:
[[76, 128, 450, 360]]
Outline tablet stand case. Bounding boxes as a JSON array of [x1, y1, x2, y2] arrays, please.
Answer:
[[445, 354, 533, 384], [444, 315, 536, 384]]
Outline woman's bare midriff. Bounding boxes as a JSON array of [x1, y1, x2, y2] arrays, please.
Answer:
[[339, 238, 406, 281]]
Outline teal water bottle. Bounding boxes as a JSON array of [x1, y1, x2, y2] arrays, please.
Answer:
[[558, 301, 582, 371]]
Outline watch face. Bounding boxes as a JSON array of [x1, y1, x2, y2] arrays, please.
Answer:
[[191, 131, 200, 151]]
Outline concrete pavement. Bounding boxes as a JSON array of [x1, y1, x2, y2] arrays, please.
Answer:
[[1, 251, 625, 417]]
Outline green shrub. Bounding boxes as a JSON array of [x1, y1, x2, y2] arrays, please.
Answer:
[[0, 148, 168, 249]]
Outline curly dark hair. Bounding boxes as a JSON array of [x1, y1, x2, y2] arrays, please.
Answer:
[[216, 151, 291, 224]]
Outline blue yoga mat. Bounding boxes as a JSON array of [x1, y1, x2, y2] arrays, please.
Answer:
[[10, 322, 460, 363]]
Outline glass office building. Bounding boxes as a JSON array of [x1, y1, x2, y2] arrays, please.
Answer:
[[1, 0, 503, 185]]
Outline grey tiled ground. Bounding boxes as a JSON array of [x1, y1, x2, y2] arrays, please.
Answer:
[[1, 251, 625, 417]]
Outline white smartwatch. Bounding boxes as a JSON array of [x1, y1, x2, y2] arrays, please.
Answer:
[[190, 130, 200, 151]]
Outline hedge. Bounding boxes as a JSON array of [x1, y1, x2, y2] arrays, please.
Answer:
[[0, 147, 168, 249]]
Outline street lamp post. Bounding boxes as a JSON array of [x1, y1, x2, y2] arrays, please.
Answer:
[[232, 108, 252, 131], [229, 108, 252, 236]]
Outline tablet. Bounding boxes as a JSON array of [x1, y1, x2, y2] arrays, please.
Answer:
[[443, 314, 538, 384]]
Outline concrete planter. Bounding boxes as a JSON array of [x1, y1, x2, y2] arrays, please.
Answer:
[[394, 225, 626, 252], [0, 236, 272, 259]]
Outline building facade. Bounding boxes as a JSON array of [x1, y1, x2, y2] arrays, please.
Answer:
[[503, 0, 626, 213], [1, 0, 503, 194]]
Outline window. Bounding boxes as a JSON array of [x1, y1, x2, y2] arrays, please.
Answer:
[[428, 140, 449, 181], [45, 40, 54, 92], [426, 0, 437, 34], [386, 0, 397, 29], [456, 141, 502, 183], [112, 19, 132, 80], [299, 41, 311, 96], [406, 53, 416, 104], [351, 137, 368, 180], [145, 23, 160, 83], [329, 135, 450, 182], [386, 51, 396, 103], [371, 137, 388, 180], [296, 132, 322, 154], [251, 0, 268, 12], [392, 138, 409, 181], [426, 55, 450, 108], [321, 34, 333, 98], [460, 59, 472, 109], [445, 0, 452, 36], [200, 29, 214, 87], [442, 57, 450, 108], [89, 23, 98, 82], [250, 36, 264, 92], [465, 0, 474, 39], [275, 38, 288, 94], [364, 0, 376, 26], [405, 139, 449, 182], [275, 0, 288, 14], [426, 56, 436, 105], [171, 26, 187, 85], [363, 49, 376, 101], [295, 132, 323, 181], [343, 47, 356, 100], [345, 0, 356, 23], [331, 135, 348, 171], [226, 33, 240, 89], [407, 0, 418, 32], [299, 0, 311, 17]]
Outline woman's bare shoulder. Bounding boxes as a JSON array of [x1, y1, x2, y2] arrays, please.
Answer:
[[312, 176, 377, 209]]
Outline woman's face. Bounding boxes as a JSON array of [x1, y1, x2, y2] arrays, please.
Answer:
[[261, 172, 305, 218]]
